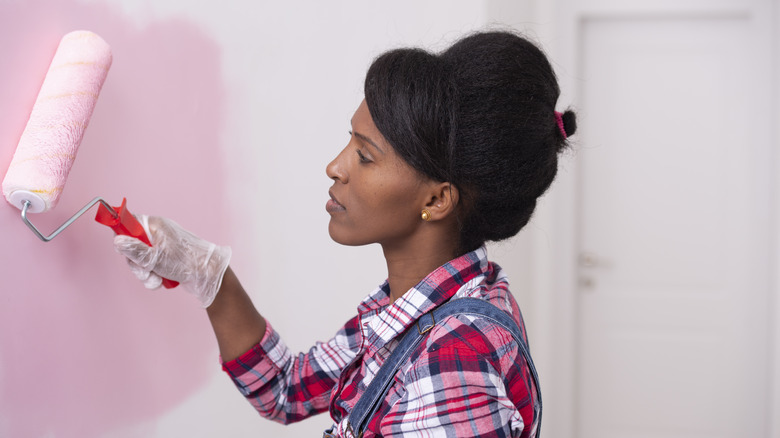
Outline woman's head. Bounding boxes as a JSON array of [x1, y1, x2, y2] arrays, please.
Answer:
[[363, 30, 576, 253], [325, 100, 454, 249]]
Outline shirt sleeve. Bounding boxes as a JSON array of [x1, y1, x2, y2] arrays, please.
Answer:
[[221, 316, 362, 425], [378, 316, 532, 437]]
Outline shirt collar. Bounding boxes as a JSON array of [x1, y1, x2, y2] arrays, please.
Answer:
[[356, 246, 491, 352]]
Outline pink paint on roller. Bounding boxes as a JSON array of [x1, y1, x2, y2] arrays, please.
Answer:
[[2, 30, 112, 213]]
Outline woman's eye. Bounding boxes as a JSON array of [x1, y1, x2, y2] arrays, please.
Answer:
[[356, 149, 371, 163]]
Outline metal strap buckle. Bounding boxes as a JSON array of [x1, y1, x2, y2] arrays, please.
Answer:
[[346, 422, 363, 438], [417, 312, 436, 335]]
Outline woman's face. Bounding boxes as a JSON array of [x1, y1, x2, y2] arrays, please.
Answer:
[[326, 100, 432, 247]]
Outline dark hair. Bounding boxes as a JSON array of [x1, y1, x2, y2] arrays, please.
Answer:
[[365, 31, 576, 254]]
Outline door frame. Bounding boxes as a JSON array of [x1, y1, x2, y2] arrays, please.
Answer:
[[771, 2, 779, 437]]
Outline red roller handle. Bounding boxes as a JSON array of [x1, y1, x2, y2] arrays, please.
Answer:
[[95, 198, 179, 289]]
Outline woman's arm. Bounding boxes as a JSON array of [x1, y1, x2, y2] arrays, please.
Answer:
[[112, 215, 266, 361], [205, 266, 266, 362], [113, 215, 348, 422], [113, 217, 347, 422]]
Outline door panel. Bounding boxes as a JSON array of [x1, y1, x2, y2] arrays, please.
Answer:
[[576, 16, 770, 438]]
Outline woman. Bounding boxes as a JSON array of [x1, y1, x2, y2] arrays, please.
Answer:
[[114, 30, 575, 437]]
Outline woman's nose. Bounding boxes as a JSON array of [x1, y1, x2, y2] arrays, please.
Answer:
[[326, 146, 349, 183]]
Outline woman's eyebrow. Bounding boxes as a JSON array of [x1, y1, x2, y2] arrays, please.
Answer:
[[353, 131, 385, 155]]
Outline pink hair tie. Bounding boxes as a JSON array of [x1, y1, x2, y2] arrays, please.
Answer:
[[555, 111, 567, 139]]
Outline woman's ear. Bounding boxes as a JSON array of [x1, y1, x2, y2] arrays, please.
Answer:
[[423, 182, 459, 221]]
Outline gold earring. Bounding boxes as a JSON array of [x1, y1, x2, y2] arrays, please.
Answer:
[[421, 209, 431, 221]]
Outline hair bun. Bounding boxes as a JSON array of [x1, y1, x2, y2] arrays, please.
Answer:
[[561, 110, 577, 138]]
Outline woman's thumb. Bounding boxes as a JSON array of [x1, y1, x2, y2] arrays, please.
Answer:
[[113, 234, 160, 270]]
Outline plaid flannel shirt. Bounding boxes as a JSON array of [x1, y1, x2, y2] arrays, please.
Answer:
[[222, 247, 539, 437]]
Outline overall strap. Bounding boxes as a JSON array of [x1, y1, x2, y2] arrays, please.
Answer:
[[346, 297, 542, 438]]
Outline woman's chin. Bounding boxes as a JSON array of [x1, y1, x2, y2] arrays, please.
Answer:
[[328, 223, 371, 247]]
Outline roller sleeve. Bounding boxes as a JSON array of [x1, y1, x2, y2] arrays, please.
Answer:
[[2, 30, 112, 213]]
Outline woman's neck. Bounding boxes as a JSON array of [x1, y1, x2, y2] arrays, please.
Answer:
[[382, 238, 458, 303]]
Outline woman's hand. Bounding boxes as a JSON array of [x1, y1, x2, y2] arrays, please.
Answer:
[[113, 215, 231, 307], [114, 215, 265, 360]]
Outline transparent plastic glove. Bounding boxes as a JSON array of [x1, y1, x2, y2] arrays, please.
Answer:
[[113, 215, 231, 308]]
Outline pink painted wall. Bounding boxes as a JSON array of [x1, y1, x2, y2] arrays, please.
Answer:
[[0, 1, 228, 436]]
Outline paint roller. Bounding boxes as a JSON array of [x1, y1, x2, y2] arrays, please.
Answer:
[[2, 30, 178, 288]]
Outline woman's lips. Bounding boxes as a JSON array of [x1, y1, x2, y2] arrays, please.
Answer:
[[326, 190, 346, 213]]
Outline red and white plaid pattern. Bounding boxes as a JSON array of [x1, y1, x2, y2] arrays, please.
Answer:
[[222, 247, 538, 437]]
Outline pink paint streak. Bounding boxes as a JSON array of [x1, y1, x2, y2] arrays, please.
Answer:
[[0, 1, 228, 436]]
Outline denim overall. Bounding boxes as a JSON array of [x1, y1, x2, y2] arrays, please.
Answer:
[[323, 297, 542, 438]]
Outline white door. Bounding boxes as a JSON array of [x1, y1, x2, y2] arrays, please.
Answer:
[[575, 11, 773, 438]]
